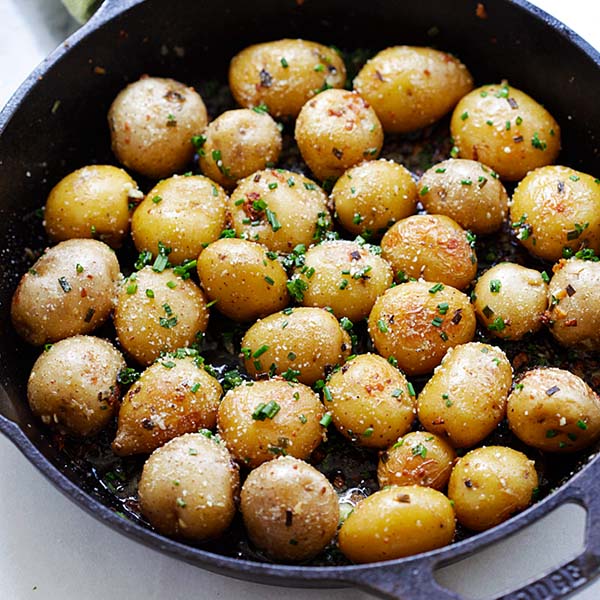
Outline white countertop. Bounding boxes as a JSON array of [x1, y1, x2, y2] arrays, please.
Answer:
[[1, 1, 600, 598]]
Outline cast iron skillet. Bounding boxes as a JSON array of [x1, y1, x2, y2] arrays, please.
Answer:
[[1, 1, 600, 598]]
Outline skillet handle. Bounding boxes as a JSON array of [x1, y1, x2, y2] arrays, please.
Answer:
[[85, 0, 144, 26]]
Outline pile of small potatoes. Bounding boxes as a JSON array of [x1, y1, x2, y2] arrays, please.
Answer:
[[11, 38, 600, 565]]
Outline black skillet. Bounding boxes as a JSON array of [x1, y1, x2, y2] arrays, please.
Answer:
[[1, 1, 600, 598]]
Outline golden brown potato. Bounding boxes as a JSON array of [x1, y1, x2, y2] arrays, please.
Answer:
[[417, 343, 512, 448], [217, 379, 324, 468], [131, 175, 228, 265], [198, 109, 282, 188], [196, 238, 289, 322], [474, 263, 548, 340], [295, 89, 384, 181], [240, 457, 339, 561], [338, 485, 455, 563], [368, 281, 476, 376], [112, 356, 222, 456], [378, 431, 456, 490], [546, 258, 600, 350], [331, 160, 418, 238], [448, 446, 538, 531], [327, 353, 415, 448], [507, 367, 600, 452], [241, 307, 351, 385], [354, 46, 473, 134], [380, 214, 477, 290], [295, 240, 393, 322], [450, 83, 560, 181], [509, 166, 600, 262], [108, 76, 208, 179], [138, 432, 239, 540], [418, 159, 509, 235], [11, 239, 120, 346], [27, 335, 124, 437], [44, 165, 140, 248], [229, 39, 346, 118], [113, 266, 209, 366], [229, 169, 331, 253]]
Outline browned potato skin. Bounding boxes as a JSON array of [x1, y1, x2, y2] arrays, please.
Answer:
[[241, 457, 339, 561], [368, 281, 476, 376], [229, 169, 331, 253], [448, 446, 538, 531], [241, 307, 352, 385], [327, 353, 415, 448], [332, 160, 418, 238], [27, 335, 124, 437], [228, 39, 346, 118], [418, 159, 509, 235], [507, 368, 600, 453], [417, 343, 512, 448], [196, 238, 289, 322], [217, 380, 325, 468], [510, 166, 600, 262], [450, 83, 560, 181], [295, 89, 384, 181], [112, 357, 222, 456], [108, 76, 208, 179], [131, 175, 228, 264], [354, 46, 474, 134], [45, 165, 140, 248], [11, 239, 120, 346], [138, 433, 239, 540], [338, 485, 455, 563], [474, 263, 548, 340], [547, 258, 600, 350], [296, 240, 393, 322], [378, 431, 456, 490], [113, 266, 209, 366], [380, 215, 477, 290]]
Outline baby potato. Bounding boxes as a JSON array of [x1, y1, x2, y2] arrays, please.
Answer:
[[380, 215, 477, 290], [196, 238, 289, 322], [295, 240, 393, 322], [27, 335, 125, 437], [332, 160, 418, 238], [448, 446, 538, 531], [131, 175, 228, 264], [198, 109, 282, 189], [546, 258, 600, 350], [368, 281, 476, 377], [450, 83, 560, 181], [113, 266, 209, 366], [338, 485, 455, 563], [474, 263, 548, 340], [108, 76, 208, 179], [509, 166, 600, 262], [44, 165, 140, 248], [327, 353, 415, 448], [112, 356, 222, 456], [228, 39, 346, 118], [507, 367, 600, 452], [354, 46, 473, 134], [417, 343, 512, 448], [11, 239, 120, 346], [241, 457, 339, 561], [295, 89, 384, 181], [229, 169, 331, 253], [241, 307, 351, 385], [418, 159, 509, 235], [378, 431, 456, 490], [217, 379, 324, 468], [138, 432, 239, 541]]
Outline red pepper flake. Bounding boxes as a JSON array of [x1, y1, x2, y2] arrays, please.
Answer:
[[476, 3, 488, 19], [564, 318, 578, 327], [94, 66, 106, 75]]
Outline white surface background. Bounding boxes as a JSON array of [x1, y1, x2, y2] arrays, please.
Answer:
[[1, 1, 600, 598]]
